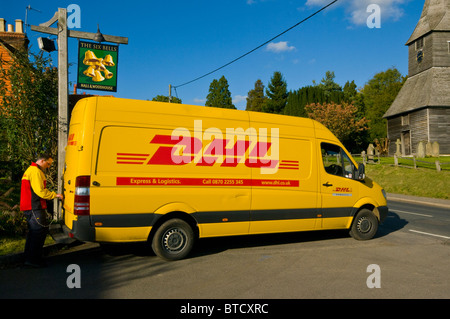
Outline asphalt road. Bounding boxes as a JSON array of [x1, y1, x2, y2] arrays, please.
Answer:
[[1, 197, 449, 302]]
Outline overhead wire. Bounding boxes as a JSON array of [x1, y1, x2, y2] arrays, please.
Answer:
[[173, 0, 338, 89]]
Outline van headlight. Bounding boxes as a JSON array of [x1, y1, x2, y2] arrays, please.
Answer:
[[381, 189, 387, 200]]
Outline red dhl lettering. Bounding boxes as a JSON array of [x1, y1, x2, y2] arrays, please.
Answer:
[[334, 187, 352, 193], [147, 134, 279, 169], [68, 133, 77, 146], [115, 134, 300, 172]]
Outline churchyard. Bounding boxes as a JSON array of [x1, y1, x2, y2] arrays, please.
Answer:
[[355, 139, 449, 199]]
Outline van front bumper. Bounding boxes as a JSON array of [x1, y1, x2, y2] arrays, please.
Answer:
[[378, 206, 389, 223]]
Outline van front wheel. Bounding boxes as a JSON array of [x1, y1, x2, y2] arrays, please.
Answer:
[[350, 209, 378, 240], [152, 219, 194, 261]]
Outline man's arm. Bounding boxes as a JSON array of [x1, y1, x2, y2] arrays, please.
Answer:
[[29, 168, 57, 200]]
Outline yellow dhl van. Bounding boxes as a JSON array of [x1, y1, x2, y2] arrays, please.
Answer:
[[63, 96, 388, 261]]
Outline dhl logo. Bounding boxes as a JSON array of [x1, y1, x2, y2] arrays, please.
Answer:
[[147, 134, 277, 168], [116, 120, 299, 174], [333, 187, 352, 193], [117, 135, 299, 173], [68, 133, 77, 146]]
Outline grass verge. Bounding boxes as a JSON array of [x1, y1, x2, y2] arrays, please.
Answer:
[[365, 164, 450, 199], [0, 235, 55, 256]]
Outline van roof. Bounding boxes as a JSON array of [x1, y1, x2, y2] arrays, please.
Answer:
[[75, 96, 338, 142]]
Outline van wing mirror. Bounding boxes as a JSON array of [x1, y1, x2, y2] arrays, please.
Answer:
[[356, 163, 365, 181]]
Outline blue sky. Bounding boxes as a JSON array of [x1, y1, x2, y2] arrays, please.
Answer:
[[2, 0, 424, 109]]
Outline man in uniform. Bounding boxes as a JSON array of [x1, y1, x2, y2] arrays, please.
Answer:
[[20, 154, 63, 267]]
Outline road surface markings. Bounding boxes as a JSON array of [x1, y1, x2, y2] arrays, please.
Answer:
[[409, 229, 450, 240], [392, 210, 433, 218]]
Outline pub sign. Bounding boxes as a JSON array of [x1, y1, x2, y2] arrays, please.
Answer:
[[77, 40, 119, 92]]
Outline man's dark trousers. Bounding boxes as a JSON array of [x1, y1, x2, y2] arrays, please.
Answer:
[[23, 210, 48, 264]]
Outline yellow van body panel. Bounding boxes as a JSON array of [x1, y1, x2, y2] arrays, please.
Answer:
[[63, 98, 97, 230], [63, 97, 388, 245], [95, 227, 151, 242]]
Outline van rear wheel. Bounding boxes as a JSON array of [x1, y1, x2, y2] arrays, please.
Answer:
[[152, 218, 194, 261], [350, 209, 378, 240]]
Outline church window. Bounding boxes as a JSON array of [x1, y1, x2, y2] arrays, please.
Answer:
[[415, 37, 424, 50]]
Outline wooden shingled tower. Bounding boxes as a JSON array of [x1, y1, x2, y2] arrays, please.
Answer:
[[384, 0, 450, 155]]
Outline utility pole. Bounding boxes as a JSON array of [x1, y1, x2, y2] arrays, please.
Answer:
[[168, 84, 172, 103], [30, 8, 128, 219]]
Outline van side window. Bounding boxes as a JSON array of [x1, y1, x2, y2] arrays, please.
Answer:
[[321, 143, 355, 179]]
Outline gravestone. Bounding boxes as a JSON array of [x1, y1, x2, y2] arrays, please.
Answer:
[[432, 141, 439, 157], [395, 139, 402, 157], [425, 141, 433, 157], [417, 141, 425, 158], [367, 144, 375, 162]]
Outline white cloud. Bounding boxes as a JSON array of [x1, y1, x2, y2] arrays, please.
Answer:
[[193, 98, 205, 104], [233, 95, 248, 105], [349, 0, 405, 26], [306, 0, 406, 26], [266, 41, 296, 53]]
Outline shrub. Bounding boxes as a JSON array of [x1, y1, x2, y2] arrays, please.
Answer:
[[0, 209, 27, 237]]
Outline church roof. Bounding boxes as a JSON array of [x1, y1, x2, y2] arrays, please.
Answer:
[[406, 0, 450, 45], [383, 67, 450, 118]]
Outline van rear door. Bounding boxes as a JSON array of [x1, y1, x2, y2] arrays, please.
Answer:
[[63, 98, 93, 230]]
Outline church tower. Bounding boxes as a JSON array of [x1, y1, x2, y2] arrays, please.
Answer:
[[384, 0, 450, 155]]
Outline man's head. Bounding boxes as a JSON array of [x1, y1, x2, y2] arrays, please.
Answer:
[[36, 154, 54, 170]]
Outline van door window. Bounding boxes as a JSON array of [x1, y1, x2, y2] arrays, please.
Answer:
[[321, 143, 355, 179], [342, 151, 354, 179]]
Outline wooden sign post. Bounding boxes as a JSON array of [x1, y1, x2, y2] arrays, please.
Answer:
[[31, 8, 128, 218]]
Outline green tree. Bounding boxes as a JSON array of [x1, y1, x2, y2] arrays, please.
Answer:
[[205, 75, 235, 109], [343, 80, 357, 102], [151, 95, 182, 104], [284, 84, 348, 118], [284, 90, 305, 117], [361, 67, 406, 141], [264, 71, 288, 114], [317, 71, 342, 97], [0, 51, 58, 186], [347, 91, 370, 152], [246, 79, 267, 112]]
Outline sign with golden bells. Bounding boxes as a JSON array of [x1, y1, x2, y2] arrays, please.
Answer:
[[77, 40, 119, 92]]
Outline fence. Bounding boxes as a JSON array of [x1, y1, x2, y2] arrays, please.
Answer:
[[355, 154, 450, 172], [393, 155, 450, 172]]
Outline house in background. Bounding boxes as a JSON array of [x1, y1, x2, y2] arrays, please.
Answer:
[[0, 19, 29, 94], [383, 0, 450, 156], [0, 18, 93, 117]]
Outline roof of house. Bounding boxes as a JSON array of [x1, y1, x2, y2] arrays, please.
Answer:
[[383, 67, 450, 118], [406, 0, 450, 45]]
